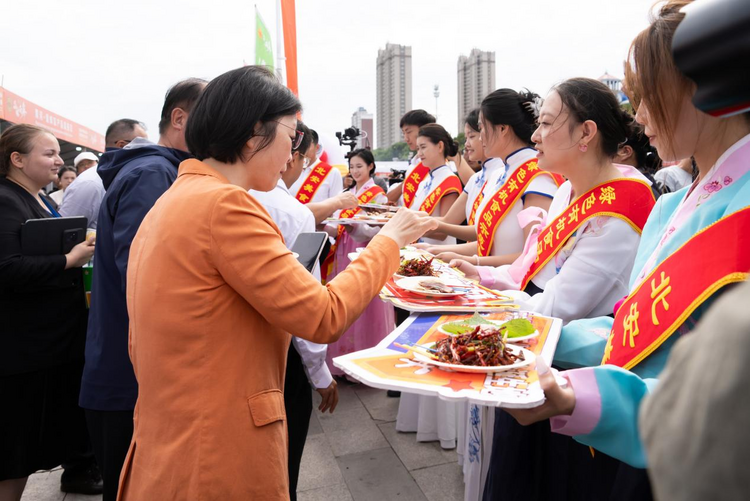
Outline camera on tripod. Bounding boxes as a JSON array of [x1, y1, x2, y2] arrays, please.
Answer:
[[335, 126, 362, 159]]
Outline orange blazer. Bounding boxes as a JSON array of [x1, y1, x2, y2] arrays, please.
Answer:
[[118, 159, 399, 500]]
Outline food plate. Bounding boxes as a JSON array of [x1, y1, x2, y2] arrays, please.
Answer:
[[359, 202, 399, 212], [412, 343, 535, 373], [394, 277, 468, 298], [437, 320, 540, 342]]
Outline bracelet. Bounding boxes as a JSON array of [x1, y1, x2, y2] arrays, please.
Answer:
[[474, 255, 480, 266]]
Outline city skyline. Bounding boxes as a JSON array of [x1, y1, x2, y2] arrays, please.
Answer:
[[457, 49, 496, 134], [376, 43, 413, 149]]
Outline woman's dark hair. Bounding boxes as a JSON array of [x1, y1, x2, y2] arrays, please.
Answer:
[[624, 122, 662, 174], [418, 124, 459, 158], [0, 124, 50, 177], [349, 148, 376, 177], [553, 77, 634, 158], [58, 165, 77, 180], [464, 109, 480, 133], [399, 109, 436, 129], [158, 78, 208, 134], [294, 121, 312, 155], [185, 66, 302, 163], [480, 89, 539, 145]]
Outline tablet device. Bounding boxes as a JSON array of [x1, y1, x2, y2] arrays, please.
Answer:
[[21, 217, 87, 256], [291, 232, 328, 274]]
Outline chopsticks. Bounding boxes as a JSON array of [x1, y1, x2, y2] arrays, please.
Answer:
[[394, 342, 438, 359]]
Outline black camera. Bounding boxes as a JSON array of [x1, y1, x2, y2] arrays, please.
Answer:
[[335, 126, 361, 159]]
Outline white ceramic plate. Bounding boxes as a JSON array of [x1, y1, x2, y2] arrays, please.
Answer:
[[412, 343, 535, 373], [394, 277, 468, 298]]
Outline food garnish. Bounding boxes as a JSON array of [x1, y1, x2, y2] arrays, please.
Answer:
[[397, 256, 437, 277], [434, 326, 525, 367], [441, 315, 535, 338]]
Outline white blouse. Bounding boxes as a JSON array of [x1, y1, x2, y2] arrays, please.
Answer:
[[482, 164, 651, 324], [412, 165, 461, 245], [463, 158, 504, 222], [475, 148, 558, 257]]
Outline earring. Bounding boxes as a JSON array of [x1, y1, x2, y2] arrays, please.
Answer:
[[579, 143, 588, 152]]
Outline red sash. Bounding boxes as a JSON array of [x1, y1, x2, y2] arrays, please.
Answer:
[[476, 159, 559, 257], [521, 178, 656, 290], [321, 185, 386, 282], [295, 161, 333, 204], [468, 180, 488, 226], [402, 163, 430, 209], [418, 176, 463, 215], [602, 206, 750, 370]]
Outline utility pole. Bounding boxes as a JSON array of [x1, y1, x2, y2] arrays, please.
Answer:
[[433, 84, 440, 121]]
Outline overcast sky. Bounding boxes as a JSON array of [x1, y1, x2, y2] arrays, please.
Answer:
[[2, 0, 657, 149]]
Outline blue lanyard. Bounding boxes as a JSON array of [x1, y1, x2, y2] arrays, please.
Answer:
[[41, 196, 62, 217]]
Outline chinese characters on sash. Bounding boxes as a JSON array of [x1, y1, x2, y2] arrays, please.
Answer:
[[468, 181, 488, 226], [520, 178, 656, 290], [321, 185, 387, 282], [402, 163, 430, 209], [418, 176, 462, 215], [295, 162, 333, 204], [476, 159, 562, 257], [602, 206, 750, 370]]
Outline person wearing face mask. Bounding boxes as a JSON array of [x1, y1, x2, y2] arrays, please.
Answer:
[[417, 89, 564, 266], [449, 78, 655, 501], [117, 66, 437, 500], [497, 1, 750, 499], [321, 148, 397, 378], [0, 124, 96, 501]]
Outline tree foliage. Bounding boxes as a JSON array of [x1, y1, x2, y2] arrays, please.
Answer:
[[372, 142, 412, 161]]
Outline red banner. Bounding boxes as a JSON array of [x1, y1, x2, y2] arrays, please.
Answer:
[[295, 162, 333, 204], [402, 163, 429, 209], [521, 178, 656, 290], [602, 206, 750, 370], [0, 87, 105, 152], [418, 176, 462, 215]]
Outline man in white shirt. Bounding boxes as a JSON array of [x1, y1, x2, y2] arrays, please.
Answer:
[[289, 128, 344, 204], [60, 119, 148, 228], [249, 122, 338, 501]]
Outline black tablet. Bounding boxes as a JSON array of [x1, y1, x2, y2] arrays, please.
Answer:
[[291, 232, 329, 274], [21, 217, 88, 256]]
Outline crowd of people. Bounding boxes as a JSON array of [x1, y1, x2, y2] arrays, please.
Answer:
[[1, 0, 748, 500]]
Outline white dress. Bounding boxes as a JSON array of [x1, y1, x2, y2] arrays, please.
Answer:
[[411, 165, 461, 246], [462, 158, 503, 223]]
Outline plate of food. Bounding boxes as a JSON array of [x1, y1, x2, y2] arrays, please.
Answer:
[[359, 202, 399, 212], [394, 277, 468, 298], [394, 256, 438, 279], [437, 313, 539, 342], [409, 327, 535, 373]]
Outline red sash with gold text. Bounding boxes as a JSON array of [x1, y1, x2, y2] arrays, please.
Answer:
[[476, 159, 560, 257], [521, 178, 656, 290], [418, 176, 463, 215], [321, 185, 386, 282], [295, 161, 333, 204], [468, 180, 488, 226], [601, 206, 750, 370], [402, 163, 430, 209]]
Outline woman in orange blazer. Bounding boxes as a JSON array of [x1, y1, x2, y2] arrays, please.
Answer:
[[118, 66, 436, 500]]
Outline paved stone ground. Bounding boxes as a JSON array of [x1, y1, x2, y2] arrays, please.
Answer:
[[22, 384, 464, 501]]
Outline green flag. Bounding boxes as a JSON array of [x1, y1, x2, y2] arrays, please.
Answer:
[[255, 7, 274, 71]]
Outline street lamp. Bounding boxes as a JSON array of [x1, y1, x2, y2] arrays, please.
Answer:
[[433, 84, 440, 121]]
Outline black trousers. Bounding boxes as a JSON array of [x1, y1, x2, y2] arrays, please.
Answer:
[[284, 344, 313, 501], [85, 408, 134, 501]]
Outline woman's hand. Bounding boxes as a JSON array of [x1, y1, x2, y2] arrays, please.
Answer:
[[379, 209, 439, 248], [435, 251, 466, 263], [65, 237, 95, 269], [335, 192, 358, 211], [316, 380, 339, 414], [504, 358, 576, 425], [449, 258, 479, 280]]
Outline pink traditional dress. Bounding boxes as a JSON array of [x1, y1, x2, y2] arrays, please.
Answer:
[[324, 178, 395, 376]]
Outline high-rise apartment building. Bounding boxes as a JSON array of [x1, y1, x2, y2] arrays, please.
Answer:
[[376, 43, 412, 148], [457, 49, 496, 132], [351, 107, 374, 149]]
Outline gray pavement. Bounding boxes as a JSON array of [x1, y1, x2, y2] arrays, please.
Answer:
[[22, 384, 463, 501]]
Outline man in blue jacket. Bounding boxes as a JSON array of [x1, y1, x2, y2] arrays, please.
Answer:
[[79, 78, 206, 501]]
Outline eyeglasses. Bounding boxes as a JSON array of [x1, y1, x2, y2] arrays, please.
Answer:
[[274, 121, 305, 151]]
